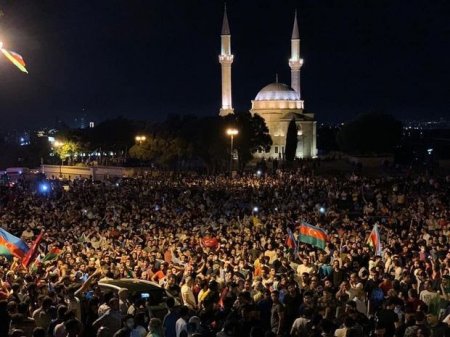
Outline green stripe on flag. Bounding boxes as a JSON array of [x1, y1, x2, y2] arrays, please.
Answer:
[[0, 245, 12, 257], [42, 249, 62, 264], [299, 235, 326, 250]]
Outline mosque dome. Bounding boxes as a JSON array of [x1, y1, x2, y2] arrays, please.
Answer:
[[254, 82, 300, 101]]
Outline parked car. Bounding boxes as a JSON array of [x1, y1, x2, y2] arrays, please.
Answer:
[[98, 278, 179, 319]]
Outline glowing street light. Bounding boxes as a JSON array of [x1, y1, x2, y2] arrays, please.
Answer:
[[226, 128, 238, 174], [297, 130, 304, 158], [135, 135, 146, 145], [226, 128, 238, 137]]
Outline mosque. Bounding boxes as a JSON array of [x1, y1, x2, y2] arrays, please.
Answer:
[[218, 7, 317, 159]]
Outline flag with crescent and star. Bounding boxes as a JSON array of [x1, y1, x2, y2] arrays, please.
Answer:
[[298, 222, 328, 250], [0, 228, 30, 259]]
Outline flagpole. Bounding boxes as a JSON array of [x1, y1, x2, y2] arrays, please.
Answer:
[[22, 231, 44, 268]]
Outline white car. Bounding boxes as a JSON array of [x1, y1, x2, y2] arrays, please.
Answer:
[[98, 278, 180, 319]]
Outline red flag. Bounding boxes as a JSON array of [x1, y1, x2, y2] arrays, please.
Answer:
[[201, 237, 219, 249], [22, 231, 44, 268]]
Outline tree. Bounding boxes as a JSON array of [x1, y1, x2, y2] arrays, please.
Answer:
[[285, 118, 298, 163], [154, 114, 230, 172], [188, 117, 229, 173], [128, 134, 192, 168], [54, 140, 80, 164], [81, 112, 271, 172], [16, 135, 53, 167], [83, 117, 138, 152], [337, 112, 402, 155], [224, 111, 272, 169], [128, 143, 153, 161]]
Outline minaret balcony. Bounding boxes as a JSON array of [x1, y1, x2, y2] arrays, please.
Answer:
[[289, 58, 303, 70], [219, 54, 234, 64]]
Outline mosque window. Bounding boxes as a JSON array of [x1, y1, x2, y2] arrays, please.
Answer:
[[274, 146, 279, 154]]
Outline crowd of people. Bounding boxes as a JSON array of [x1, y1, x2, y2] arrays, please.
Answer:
[[0, 167, 449, 337]]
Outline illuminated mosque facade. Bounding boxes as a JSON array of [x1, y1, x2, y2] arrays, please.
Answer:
[[218, 7, 317, 159]]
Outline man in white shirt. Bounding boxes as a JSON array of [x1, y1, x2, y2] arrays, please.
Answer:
[[297, 257, 315, 278], [419, 281, 439, 306], [175, 306, 189, 337], [348, 273, 364, 300], [291, 308, 312, 337]]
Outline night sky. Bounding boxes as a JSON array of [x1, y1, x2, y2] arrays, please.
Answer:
[[0, 0, 449, 130]]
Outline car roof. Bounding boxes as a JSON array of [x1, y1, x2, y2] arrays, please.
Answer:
[[98, 278, 163, 293]]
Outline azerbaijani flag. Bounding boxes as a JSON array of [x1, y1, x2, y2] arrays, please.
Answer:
[[298, 222, 328, 250], [0, 47, 28, 73], [42, 246, 62, 264], [367, 223, 382, 256], [29, 254, 43, 273], [286, 227, 297, 251], [22, 231, 44, 268], [0, 228, 30, 259]]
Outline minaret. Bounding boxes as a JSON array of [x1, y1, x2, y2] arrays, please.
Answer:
[[219, 4, 234, 116], [289, 10, 303, 97]]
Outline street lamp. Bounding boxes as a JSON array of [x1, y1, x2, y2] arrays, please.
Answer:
[[53, 140, 64, 177], [226, 128, 238, 174], [135, 135, 146, 145], [297, 130, 304, 159]]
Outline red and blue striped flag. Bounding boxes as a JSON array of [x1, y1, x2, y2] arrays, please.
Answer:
[[367, 223, 382, 256], [286, 227, 297, 252]]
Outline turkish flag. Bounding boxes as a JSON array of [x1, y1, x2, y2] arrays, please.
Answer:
[[202, 237, 219, 248]]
